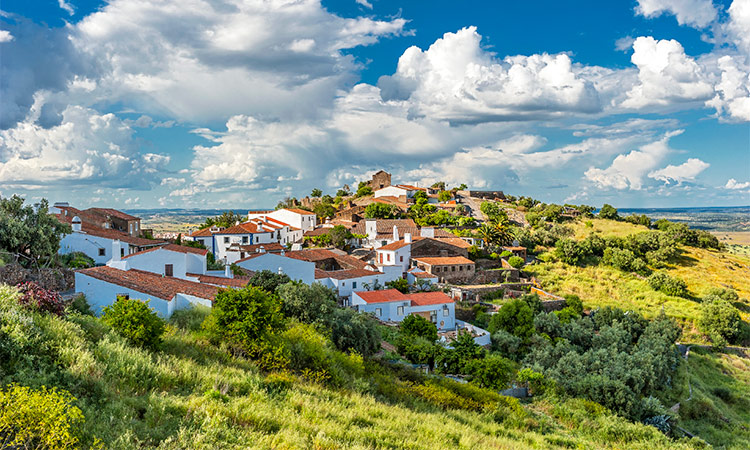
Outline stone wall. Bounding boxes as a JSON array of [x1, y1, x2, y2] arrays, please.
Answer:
[[0, 263, 74, 292], [470, 268, 519, 284]]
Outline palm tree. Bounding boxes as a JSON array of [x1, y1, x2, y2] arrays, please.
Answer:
[[476, 223, 500, 249]]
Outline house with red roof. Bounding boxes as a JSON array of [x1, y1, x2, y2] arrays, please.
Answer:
[[248, 208, 317, 232], [116, 243, 208, 279], [351, 289, 455, 330]]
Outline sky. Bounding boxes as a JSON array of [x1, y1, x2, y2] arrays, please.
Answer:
[[0, 0, 748, 210]]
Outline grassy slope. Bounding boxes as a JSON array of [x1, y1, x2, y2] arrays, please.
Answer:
[[530, 218, 750, 342], [1, 286, 703, 450]]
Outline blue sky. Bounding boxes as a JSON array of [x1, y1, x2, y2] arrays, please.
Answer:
[[0, 0, 748, 209]]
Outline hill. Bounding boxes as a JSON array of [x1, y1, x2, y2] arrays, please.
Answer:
[[0, 284, 711, 450]]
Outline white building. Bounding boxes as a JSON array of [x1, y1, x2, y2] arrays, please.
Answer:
[[248, 208, 317, 232], [351, 289, 456, 331], [234, 252, 315, 285], [375, 232, 412, 274], [211, 222, 274, 262], [314, 268, 390, 303], [119, 243, 208, 279], [185, 225, 222, 254], [351, 219, 420, 249], [406, 267, 439, 287], [75, 265, 217, 318], [58, 216, 164, 265]]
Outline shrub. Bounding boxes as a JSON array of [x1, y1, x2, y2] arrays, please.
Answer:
[[59, 251, 95, 269], [169, 304, 211, 331], [507, 255, 525, 269], [465, 354, 515, 390], [555, 238, 584, 265], [602, 247, 649, 275], [705, 287, 739, 303], [401, 314, 438, 341], [396, 335, 437, 366], [564, 294, 583, 315], [516, 368, 552, 396], [327, 307, 381, 357], [15, 281, 66, 316], [0, 384, 86, 450], [647, 273, 688, 297], [277, 281, 337, 325], [205, 286, 284, 355], [68, 294, 94, 316], [385, 277, 409, 294], [598, 204, 618, 220], [698, 297, 742, 343], [491, 330, 522, 358], [102, 297, 166, 350], [499, 250, 512, 258], [489, 299, 534, 339]]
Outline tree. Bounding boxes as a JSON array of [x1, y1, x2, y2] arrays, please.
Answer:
[[102, 297, 166, 350], [476, 224, 500, 248], [328, 307, 381, 356], [311, 188, 323, 198], [313, 202, 336, 221], [200, 210, 245, 229], [276, 281, 338, 325], [364, 203, 401, 219], [431, 181, 446, 190], [385, 277, 410, 294], [507, 255, 525, 269], [465, 354, 515, 390], [488, 299, 534, 339], [0, 195, 71, 266], [329, 225, 352, 249], [355, 182, 373, 198], [437, 190, 452, 202], [555, 238, 584, 265], [647, 273, 688, 297], [249, 270, 291, 294], [401, 314, 438, 341], [598, 204, 619, 220]]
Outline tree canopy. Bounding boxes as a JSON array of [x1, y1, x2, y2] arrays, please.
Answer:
[[0, 195, 71, 266]]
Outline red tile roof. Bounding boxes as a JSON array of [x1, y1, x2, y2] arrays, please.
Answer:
[[378, 240, 412, 251], [188, 274, 250, 288], [122, 243, 208, 259], [354, 289, 409, 304], [57, 214, 165, 247], [409, 292, 453, 306], [286, 249, 369, 270], [87, 207, 140, 222], [351, 219, 417, 236], [394, 184, 427, 191], [408, 269, 436, 279], [282, 208, 316, 215], [77, 267, 218, 301], [189, 227, 218, 237], [317, 268, 382, 280], [412, 256, 475, 266], [231, 243, 285, 254], [217, 222, 264, 235]]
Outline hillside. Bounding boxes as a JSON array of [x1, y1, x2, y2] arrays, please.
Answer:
[[529, 218, 750, 343], [0, 284, 712, 450]]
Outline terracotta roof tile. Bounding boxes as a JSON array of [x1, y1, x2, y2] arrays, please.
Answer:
[[78, 266, 218, 301], [412, 256, 475, 266], [282, 208, 316, 215], [354, 289, 409, 304], [317, 268, 382, 280], [86, 207, 140, 222], [378, 240, 412, 251], [122, 243, 208, 259], [286, 249, 368, 270], [409, 291, 453, 306], [187, 273, 250, 288], [57, 214, 165, 247]]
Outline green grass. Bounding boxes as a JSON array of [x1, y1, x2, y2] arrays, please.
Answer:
[[0, 284, 710, 450]]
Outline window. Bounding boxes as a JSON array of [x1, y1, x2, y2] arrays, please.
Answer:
[[387, 254, 391, 262], [451, 266, 456, 272], [98, 248, 106, 256], [400, 256, 403, 262], [352, 282, 357, 289], [165, 264, 173, 277], [379, 254, 383, 264], [375, 308, 382, 317], [397, 306, 404, 315], [459, 265, 463, 271], [443, 306, 449, 317], [430, 311, 437, 323], [255, 236, 259, 243], [242, 236, 248, 244], [224, 237, 229, 244], [120, 248, 125, 257]]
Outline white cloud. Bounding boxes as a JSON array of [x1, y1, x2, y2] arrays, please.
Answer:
[[377, 27, 602, 124], [724, 178, 750, 189], [584, 130, 683, 190], [355, 0, 373, 9], [725, 0, 750, 53], [622, 36, 713, 108], [68, 0, 407, 124], [648, 158, 710, 184], [615, 36, 635, 52], [636, 0, 718, 28], [0, 102, 169, 187], [0, 30, 13, 43], [705, 55, 750, 121], [58, 0, 75, 16]]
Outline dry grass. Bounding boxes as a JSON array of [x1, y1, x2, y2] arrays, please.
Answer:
[[569, 218, 649, 240]]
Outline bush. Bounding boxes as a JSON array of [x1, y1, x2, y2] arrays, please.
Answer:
[[489, 299, 534, 339], [102, 297, 166, 350], [698, 297, 743, 343], [59, 251, 95, 269], [0, 384, 87, 450], [491, 330, 522, 358], [554, 238, 583, 265], [169, 304, 211, 331], [385, 277, 409, 294], [602, 247, 649, 275], [277, 281, 338, 325], [327, 307, 381, 357], [598, 204, 618, 220], [15, 281, 66, 316], [249, 270, 291, 294], [705, 287, 739, 303], [647, 273, 688, 297], [507, 255, 525, 269], [465, 354, 515, 390], [397, 335, 437, 366], [401, 314, 438, 342], [68, 294, 94, 316]]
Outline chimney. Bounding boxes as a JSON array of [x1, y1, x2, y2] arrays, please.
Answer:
[[259, 246, 266, 253], [257, 223, 264, 232], [404, 233, 412, 244], [278, 267, 283, 275], [421, 227, 434, 238], [51, 202, 69, 215], [71, 216, 82, 232], [225, 264, 233, 279], [112, 240, 121, 262], [393, 225, 399, 242], [365, 219, 377, 240]]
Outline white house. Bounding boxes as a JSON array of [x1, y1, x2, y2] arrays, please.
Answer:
[[248, 208, 317, 232], [375, 233, 412, 274], [406, 267, 439, 287], [314, 268, 390, 303], [224, 242, 285, 264], [185, 225, 222, 254], [351, 219, 420, 249], [373, 185, 423, 199], [211, 222, 274, 262], [351, 289, 456, 331], [58, 216, 164, 265], [74, 266, 218, 318], [234, 252, 315, 285], [119, 243, 208, 279]]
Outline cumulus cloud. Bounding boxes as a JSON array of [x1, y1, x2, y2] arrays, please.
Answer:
[[0, 102, 169, 187], [377, 27, 602, 124], [355, 0, 373, 9], [58, 0, 75, 16], [636, 0, 718, 28], [0, 30, 13, 43], [648, 158, 710, 184], [705, 55, 750, 121], [724, 178, 750, 189], [622, 37, 713, 108], [584, 130, 683, 190]]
